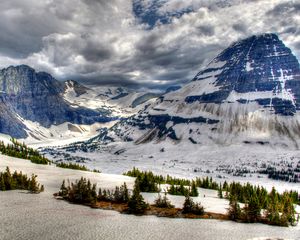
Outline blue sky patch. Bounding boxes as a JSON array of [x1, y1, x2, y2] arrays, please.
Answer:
[[133, 0, 193, 29]]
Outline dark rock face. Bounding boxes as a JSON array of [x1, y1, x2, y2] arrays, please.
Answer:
[[95, 34, 300, 145], [131, 93, 161, 108], [190, 33, 300, 115], [64, 80, 89, 97], [0, 97, 27, 138], [0, 65, 114, 138]]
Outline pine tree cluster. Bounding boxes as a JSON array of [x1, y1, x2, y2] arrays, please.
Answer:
[[124, 168, 219, 194], [226, 182, 299, 226], [56, 162, 89, 171], [0, 139, 49, 164], [0, 166, 44, 193], [58, 178, 98, 204], [182, 195, 204, 215], [58, 178, 149, 214], [154, 193, 175, 209], [168, 181, 198, 197], [98, 183, 130, 203]]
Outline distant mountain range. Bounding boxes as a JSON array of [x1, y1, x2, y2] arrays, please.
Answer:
[[1, 33, 300, 148], [87, 33, 300, 148], [0, 65, 159, 140]]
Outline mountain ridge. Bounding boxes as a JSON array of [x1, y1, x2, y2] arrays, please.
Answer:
[[87, 33, 300, 148], [0, 65, 116, 138]]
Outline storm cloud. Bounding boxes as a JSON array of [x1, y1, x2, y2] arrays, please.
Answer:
[[0, 0, 299, 90]]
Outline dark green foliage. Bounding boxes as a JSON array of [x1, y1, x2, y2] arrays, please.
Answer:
[[60, 178, 130, 205], [124, 167, 190, 186], [182, 195, 204, 215], [59, 177, 97, 204], [226, 184, 299, 226], [98, 182, 130, 203], [59, 180, 68, 197], [194, 176, 219, 190], [242, 193, 262, 223], [136, 174, 159, 192], [218, 183, 223, 199], [0, 139, 49, 164], [124, 168, 160, 192], [228, 193, 241, 221], [259, 163, 300, 183], [168, 182, 198, 197], [56, 162, 89, 171], [0, 167, 44, 193], [128, 182, 149, 214], [191, 181, 199, 196], [154, 193, 174, 209], [124, 167, 215, 194]]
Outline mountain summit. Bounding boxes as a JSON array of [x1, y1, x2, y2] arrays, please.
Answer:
[[0, 65, 114, 138], [96, 33, 300, 148], [189, 33, 300, 115]]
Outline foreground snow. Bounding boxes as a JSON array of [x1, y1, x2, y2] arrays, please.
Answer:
[[0, 154, 300, 240]]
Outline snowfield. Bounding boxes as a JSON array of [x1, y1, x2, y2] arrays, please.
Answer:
[[0, 154, 299, 240], [44, 140, 300, 194]]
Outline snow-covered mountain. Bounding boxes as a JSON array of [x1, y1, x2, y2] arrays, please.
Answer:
[[91, 33, 300, 148], [63, 80, 159, 117], [0, 65, 158, 143]]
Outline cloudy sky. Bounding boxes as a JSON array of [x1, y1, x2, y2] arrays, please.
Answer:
[[0, 0, 299, 90]]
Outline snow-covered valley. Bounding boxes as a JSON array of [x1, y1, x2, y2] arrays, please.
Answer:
[[42, 140, 300, 193], [0, 155, 299, 240]]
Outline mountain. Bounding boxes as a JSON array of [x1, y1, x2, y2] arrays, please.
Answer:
[[0, 65, 159, 141], [63, 80, 160, 117], [89, 33, 300, 148], [0, 66, 115, 139]]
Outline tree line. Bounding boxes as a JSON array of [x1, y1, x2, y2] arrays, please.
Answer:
[[0, 139, 49, 164], [124, 167, 299, 226], [0, 166, 44, 193], [58, 177, 205, 215], [56, 162, 101, 173], [123, 167, 220, 196]]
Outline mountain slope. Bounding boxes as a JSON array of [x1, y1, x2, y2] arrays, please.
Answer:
[[0, 65, 160, 141], [91, 33, 300, 148], [0, 65, 115, 139]]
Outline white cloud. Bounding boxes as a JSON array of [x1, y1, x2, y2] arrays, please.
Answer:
[[0, 0, 299, 89]]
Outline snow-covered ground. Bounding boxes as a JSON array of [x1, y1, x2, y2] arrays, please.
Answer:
[[0, 154, 299, 240], [45, 141, 300, 194], [20, 121, 118, 148]]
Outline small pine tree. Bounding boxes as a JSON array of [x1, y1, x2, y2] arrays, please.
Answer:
[[128, 182, 148, 214], [154, 192, 174, 208], [182, 195, 204, 215], [28, 174, 40, 193], [0, 175, 5, 191], [218, 183, 223, 199], [122, 182, 130, 203], [183, 195, 194, 213], [190, 181, 199, 197], [59, 180, 68, 197], [228, 193, 241, 221]]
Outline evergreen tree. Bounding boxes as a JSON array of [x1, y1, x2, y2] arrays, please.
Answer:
[[218, 183, 223, 199], [128, 182, 148, 214], [154, 192, 174, 209], [28, 174, 40, 193], [182, 195, 204, 215], [242, 194, 261, 223], [0, 175, 5, 191], [190, 181, 199, 197], [228, 193, 241, 221], [59, 180, 68, 197]]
